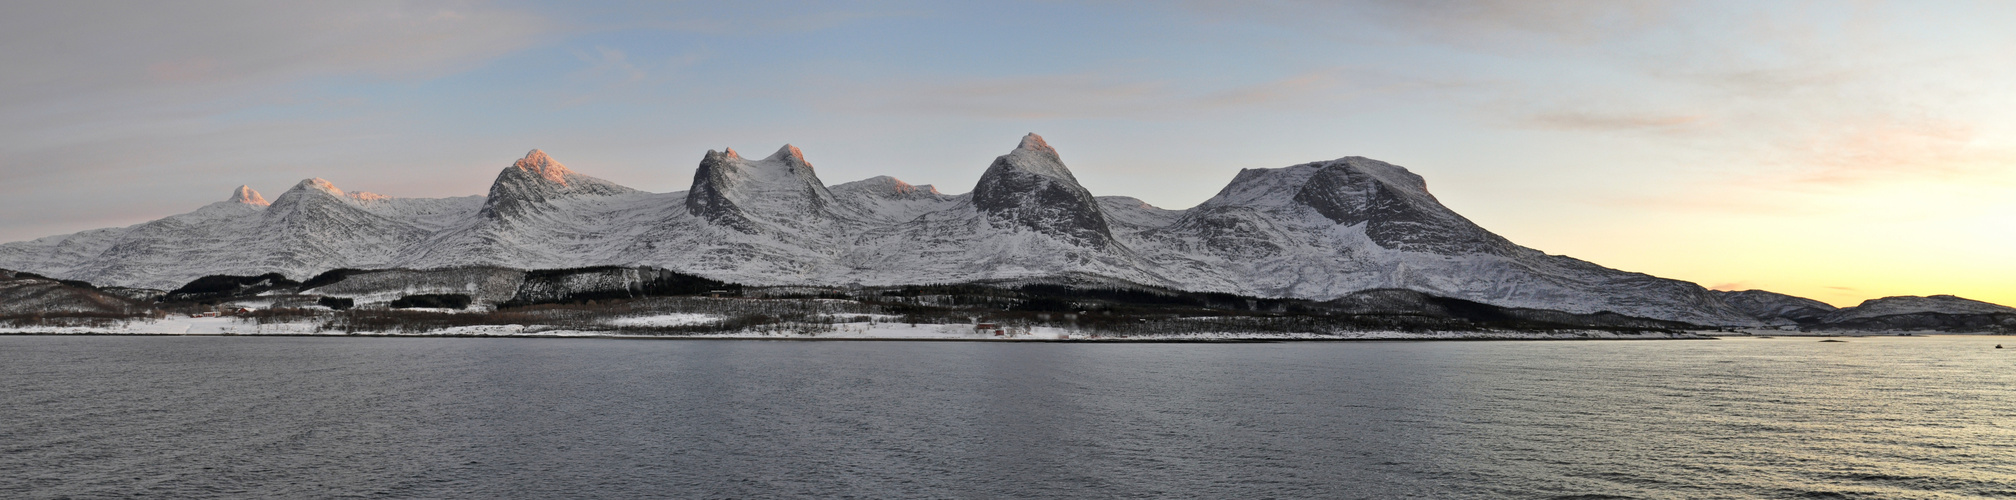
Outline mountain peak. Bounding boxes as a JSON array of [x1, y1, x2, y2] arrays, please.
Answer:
[[482, 149, 637, 220], [1017, 133, 1055, 156], [996, 133, 1075, 182], [833, 175, 943, 197], [283, 178, 388, 203], [1281, 157, 1515, 255], [685, 144, 838, 233], [766, 144, 810, 167], [883, 176, 922, 194], [295, 178, 343, 196], [228, 185, 269, 206], [972, 133, 1113, 246], [512, 149, 572, 186]]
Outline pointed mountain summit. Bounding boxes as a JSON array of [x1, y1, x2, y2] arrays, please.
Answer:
[[513, 149, 570, 185], [270, 179, 349, 213], [686, 144, 840, 233], [268, 178, 389, 203], [258, 178, 425, 275], [971, 133, 1115, 247], [264, 179, 378, 225], [228, 185, 269, 206], [294, 178, 342, 195], [481, 149, 638, 219]]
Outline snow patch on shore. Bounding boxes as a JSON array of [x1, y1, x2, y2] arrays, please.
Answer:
[[606, 313, 720, 327]]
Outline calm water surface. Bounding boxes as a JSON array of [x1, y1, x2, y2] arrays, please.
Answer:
[[3, 335, 2014, 499]]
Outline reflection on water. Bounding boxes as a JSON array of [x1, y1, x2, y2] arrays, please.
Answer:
[[2, 336, 2013, 498]]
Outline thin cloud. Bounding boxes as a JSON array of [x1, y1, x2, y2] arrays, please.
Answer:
[[1768, 119, 2002, 187], [1352, 0, 1678, 46], [599, 3, 917, 35], [0, 1, 558, 165], [1172, 0, 1679, 50], [0, 2, 553, 105], [829, 68, 1427, 120], [1525, 111, 1705, 132], [558, 46, 711, 106], [845, 73, 1170, 119]]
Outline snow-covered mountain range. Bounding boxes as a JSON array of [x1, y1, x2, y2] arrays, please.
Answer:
[[1, 134, 1774, 325]]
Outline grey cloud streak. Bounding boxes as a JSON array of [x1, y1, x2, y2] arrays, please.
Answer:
[[0, 1, 558, 242], [814, 68, 1454, 120]]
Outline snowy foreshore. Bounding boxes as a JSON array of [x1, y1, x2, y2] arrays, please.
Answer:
[[0, 315, 1716, 341]]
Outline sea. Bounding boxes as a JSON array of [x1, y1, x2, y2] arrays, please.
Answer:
[[4, 335, 2013, 499]]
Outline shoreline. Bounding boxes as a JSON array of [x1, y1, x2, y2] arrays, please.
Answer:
[[0, 331, 1723, 342], [9, 326, 2000, 342]]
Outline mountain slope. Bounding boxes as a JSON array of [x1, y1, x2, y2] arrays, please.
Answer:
[[829, 176, 957, 224], [686, 145, 846, 235], [1127, 157, 1756, 325], [1713, 289, 1838, 325], [0, 269, 147, 315], [56, 188, 273, 289], [1813, 295, 2016, 332], [409, 150, 659, 270], [0, 134, 1872, 325], [480, 149, 639, 220]]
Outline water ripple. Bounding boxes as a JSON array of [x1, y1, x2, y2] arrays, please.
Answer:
[[2, 336, 2013, 498]]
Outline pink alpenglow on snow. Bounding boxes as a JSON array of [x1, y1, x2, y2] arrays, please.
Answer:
[[512, 149, 573, 187], [229, 185, 269, 206]]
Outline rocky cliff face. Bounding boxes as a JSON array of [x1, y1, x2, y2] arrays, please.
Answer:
[[3, 134, 1885, 326]]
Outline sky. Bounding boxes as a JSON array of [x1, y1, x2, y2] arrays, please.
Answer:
[[1, 1, 2011, 307]]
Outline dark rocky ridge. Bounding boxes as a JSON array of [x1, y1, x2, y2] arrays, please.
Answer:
[[0, 269, 147, 315], [163, 273, 300, 302], [1325, 288, 1700, 330]]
